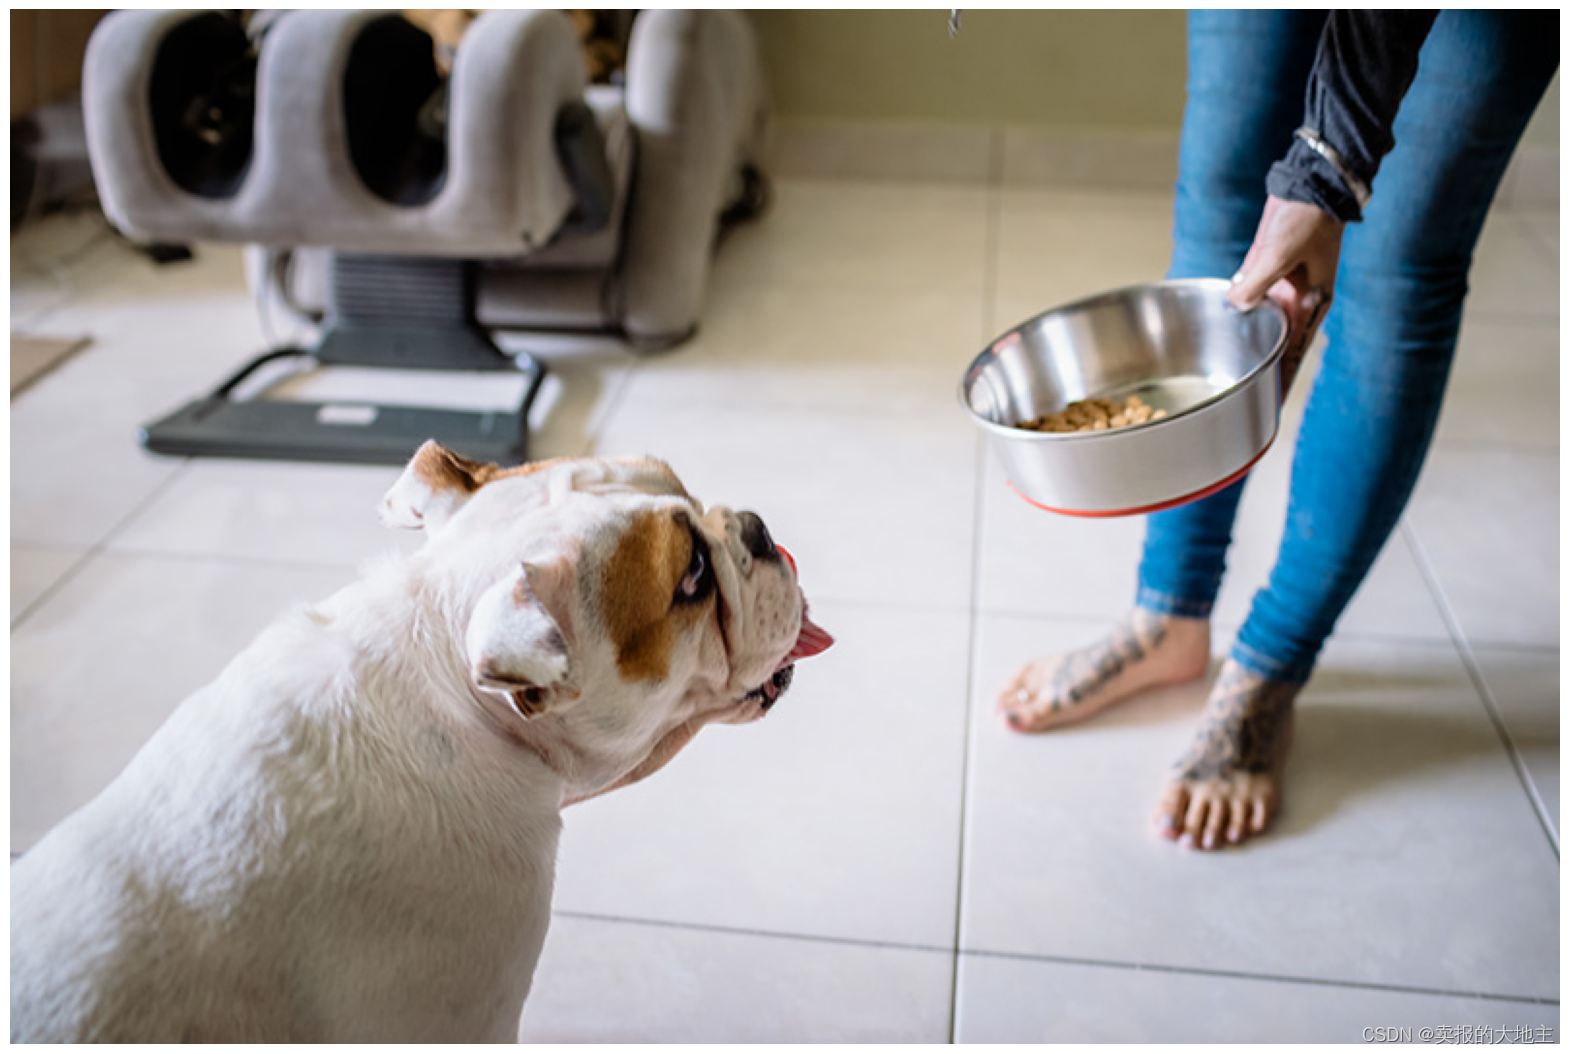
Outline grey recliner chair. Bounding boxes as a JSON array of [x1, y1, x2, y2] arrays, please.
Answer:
[[83, 8, 769, 465]]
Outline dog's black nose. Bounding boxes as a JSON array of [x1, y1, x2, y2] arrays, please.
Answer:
[[736, 510, 780, 562]]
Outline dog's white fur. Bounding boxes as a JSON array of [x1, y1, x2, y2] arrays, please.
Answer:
[[11, 445, 816, 1042]]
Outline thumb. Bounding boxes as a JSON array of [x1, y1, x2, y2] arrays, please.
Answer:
[[1227, 251, 1280, 312]]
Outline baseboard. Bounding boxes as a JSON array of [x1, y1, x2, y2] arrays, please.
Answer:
[[764, 119, 1560, 213], [764, 120, 1181, 191], [1000, 126, 1178, 191]]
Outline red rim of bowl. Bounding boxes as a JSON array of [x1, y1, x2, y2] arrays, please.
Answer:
[[1006, 436, 1275, 518]]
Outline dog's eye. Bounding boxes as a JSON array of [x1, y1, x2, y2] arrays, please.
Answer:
[[676, 533, 711, 602]]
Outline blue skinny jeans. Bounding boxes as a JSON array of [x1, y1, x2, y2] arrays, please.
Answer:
[[1135, 10, 1558, 684]]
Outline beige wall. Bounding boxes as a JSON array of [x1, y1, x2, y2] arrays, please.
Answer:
[[10, 10, 109, 120], [749, 10, 1187, 132], [747, 10, 1559, 146]]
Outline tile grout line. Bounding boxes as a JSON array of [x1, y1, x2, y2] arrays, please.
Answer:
[[803, 595, 972, 617], [970, 604, 1562, 657], [961, 946, 1562, 1009], [11, 459, 197, 631], [39, 549, 1539, 652], [950, 440, 985, 1046], [571, 355, 645, 458], [9, 212, 127, 331], [552, 909, 948, 958], [548, 909, 1560, 1010], [947, 136, 1009, 1044], [1398, 519, 1560, 858], [42, 545, 370, 575]]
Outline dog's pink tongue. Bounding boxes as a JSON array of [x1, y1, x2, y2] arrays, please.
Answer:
[[787, 608, 834, 662], [775, 547, 833, 661]]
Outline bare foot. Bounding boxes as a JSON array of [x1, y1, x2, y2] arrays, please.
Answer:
[[1154, 659, 1298, 850], [997, 610, 1211, 733]]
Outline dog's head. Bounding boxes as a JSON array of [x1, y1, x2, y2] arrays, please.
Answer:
[[380, 441, 833, 799]]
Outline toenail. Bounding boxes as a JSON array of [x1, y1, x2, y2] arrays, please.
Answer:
[[1202, 834, 1215, 849]]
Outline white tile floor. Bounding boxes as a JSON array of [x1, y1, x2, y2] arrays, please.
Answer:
[[9, 178, 1560, 1042]]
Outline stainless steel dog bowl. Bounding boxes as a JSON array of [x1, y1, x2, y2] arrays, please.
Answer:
[[960, 279, 1289, 516]]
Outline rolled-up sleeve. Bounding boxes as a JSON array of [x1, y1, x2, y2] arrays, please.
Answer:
[[1266, 10, 1438, 222]]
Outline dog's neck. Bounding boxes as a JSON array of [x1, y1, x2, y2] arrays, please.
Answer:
[[360, 556, 643, 805], [301, 561, 582, 805], [441, 682, 637, 814], [457, 682, 612, 798]]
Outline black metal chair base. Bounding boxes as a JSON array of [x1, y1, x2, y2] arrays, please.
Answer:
[[139, 255, 548, 468], [140, 346, 546, 467]]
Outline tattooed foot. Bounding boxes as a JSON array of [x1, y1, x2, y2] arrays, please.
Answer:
[[1154, 659, 1299, 850], [997, 610, 1211, 734]]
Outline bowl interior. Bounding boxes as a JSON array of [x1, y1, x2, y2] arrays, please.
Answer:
[[964, 281, 1287, 429]]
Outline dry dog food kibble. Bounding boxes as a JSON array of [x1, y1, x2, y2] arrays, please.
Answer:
[[1015, 395, 1168, 433]]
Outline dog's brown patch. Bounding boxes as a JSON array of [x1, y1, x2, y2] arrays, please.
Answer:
[[601, 510, 709, 682]]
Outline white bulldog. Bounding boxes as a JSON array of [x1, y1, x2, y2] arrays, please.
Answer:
[[10, 441, 833, 1042]]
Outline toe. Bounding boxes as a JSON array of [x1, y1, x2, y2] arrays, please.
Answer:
[[1250, 788, 1275, 834], [995, 671, 1028, 717], [1201, 797, 1228, 850], [1000, 695, 1046, 733], [996, 666, 1047, 727], [1153, 781, 1189, 840], [997, 668, 1070, 734], [996, 689, 1031, 729], [1226, 796, 1250, 844], [1181, 793, 1210, 848]]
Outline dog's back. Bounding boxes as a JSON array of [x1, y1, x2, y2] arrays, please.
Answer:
[[11, 591, 563, 1042]]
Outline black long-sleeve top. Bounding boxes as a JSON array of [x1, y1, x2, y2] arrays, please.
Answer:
[[1265, 10, 1439, 222]]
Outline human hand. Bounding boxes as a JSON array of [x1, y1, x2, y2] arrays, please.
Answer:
[[1228, 195, 1345, 394]]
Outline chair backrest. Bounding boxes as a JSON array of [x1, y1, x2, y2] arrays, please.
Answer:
[[84, 9, 601, 258]]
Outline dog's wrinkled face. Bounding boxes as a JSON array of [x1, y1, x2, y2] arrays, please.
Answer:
[[380, 442, 833, 798]]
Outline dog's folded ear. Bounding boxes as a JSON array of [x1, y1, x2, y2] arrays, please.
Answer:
[[382, 443, 692, 536], [466, 562, 580, 719], [380, 440, 492, 534]]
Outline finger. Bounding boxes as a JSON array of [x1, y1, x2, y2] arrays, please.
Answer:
[[1299, 287, 1331, 343], [1228, 252, 1287, 311], [1275, 277, 1328, 331], [1226, 240, 1267, 309], [1274, 278, 1332, 377], [1230, 196, 1343, 312], [1297, 286, 1328, 315]]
